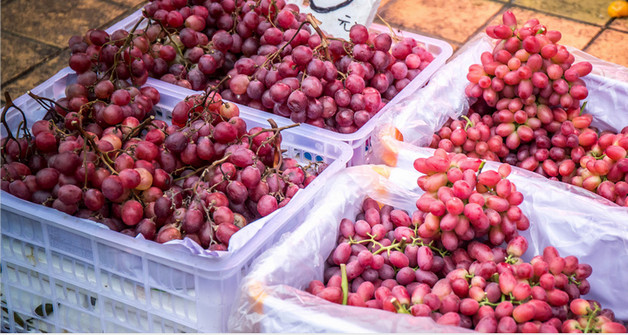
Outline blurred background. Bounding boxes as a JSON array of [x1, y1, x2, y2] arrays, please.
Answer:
[[1, 0, 627, 105]]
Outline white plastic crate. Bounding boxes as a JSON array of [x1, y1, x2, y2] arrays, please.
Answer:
[[228, 156, 628, 332], [105, 9, 454, 166], [0, 67, 352, 333]]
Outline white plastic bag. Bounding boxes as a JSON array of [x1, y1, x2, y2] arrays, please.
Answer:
[[228, 150, 628, 332], [369, 34, 628, 167]]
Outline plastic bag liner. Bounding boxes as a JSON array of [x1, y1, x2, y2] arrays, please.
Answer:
[[369, 33, 628, 167], [228, 148, 628, 332]]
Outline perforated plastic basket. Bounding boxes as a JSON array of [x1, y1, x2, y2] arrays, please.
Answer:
[[0, 68, 352, 333], [105, 9, 454, 166]]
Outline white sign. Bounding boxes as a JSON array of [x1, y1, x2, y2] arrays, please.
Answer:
[[287, 0, 381, 40]]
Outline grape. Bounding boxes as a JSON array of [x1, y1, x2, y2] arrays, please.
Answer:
[[57, 184, 82, 204]]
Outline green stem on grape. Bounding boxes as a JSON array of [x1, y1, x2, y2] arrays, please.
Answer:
[[391, 297, 411, 314], [340, 263, 349, 305], [460, 115, 474, 131], [490, 273, 500, 283], [583, 304, 601, 333], [569, 274, 581, 286], [477, 161, 486, 177], [580, 101, 588, 115], [504, 254, 518, 265], [348, 233, 449, 258], [479, 298, 500, 307]]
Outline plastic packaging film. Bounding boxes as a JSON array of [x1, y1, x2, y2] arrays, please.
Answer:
[[228, 156, 628, 332], [368, 34, 628, 168]]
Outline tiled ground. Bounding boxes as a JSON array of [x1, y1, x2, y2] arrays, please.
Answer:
[[377, 0, 628, 65], [1, 0, 627, 104]]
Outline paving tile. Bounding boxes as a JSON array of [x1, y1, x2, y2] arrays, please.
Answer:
[[610, 18, 628, 33], [585, 29, 628, 67], [1, 0, 126, 48], [1, 32, 60, 84], [513, 0, 611, 26], [487, 7, 601, 50], [1, 49, 70, 105], [378, 0, 393, 8], [378, 0, 504, 44]]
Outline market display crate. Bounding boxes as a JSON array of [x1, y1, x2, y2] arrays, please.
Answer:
[[0, 67, 353, 333], [228, 148, 628, 332], [370, 35, 628, 195], [105, 9, 454, 166]]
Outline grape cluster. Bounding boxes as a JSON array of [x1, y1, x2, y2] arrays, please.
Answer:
[[306, 150, 625, 332], [116, 0, 437, 133], [1, 84, 323, 250], [144, 91, 325, 249], [466, 11, 591, 109], [429, 11, 628, 206], [68, 25, 157, 90]]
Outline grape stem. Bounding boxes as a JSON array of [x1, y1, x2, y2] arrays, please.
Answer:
[[155, 20, 187, 64], [306, 14, 332, 60], [340, 263, 349, 305], [583, 304, 601, 333], [376, 13, 402, 43], [348, 233, 449, 258], [174, 153, 233, 183], [504, 254, 518, 264], [460, 115, 474, 130], [477, 161, 486, 175], [580, 101, 588, 115], [122, 116, 156, 142], [27, 91, 69, 122], [568, 274, 581, 286], [108, 14, 147, 82], [245, 121, 300, 156], [390, 297, 411, 314], [261, 20, 310, 69], [479, 298, 500, 307], [1, 92, 34, 162], [72, 119, 118, 175]]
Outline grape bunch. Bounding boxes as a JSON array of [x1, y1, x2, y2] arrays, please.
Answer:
[[429, 11, 628, 206], [413, 150, 529, 248], [1, 84, 324, 251], [466, 11, 591, 110], [68, 25, 157, 89], [143, 91, 325, 249], [136, 0, 437, 133], [306, 150, 625, 332]]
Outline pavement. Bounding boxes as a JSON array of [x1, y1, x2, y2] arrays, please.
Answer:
[[1, 0, 627, 104]]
